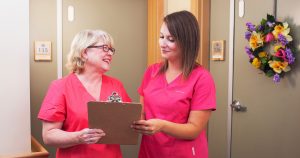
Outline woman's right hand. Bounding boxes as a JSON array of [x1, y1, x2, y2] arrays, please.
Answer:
[[78, 128, 106, 144]]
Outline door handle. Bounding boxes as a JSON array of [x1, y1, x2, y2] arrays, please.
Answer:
[[231, 100, 247, 112]]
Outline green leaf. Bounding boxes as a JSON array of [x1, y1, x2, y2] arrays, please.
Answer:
[[261, 19, 267, 25], [266, 70, 275, 77], [272, 56, 283, 61], [267, 27, 273, 33], [261, 58, 268, 64], [261, 62, 266, 70], [267, 14, 275, 22]]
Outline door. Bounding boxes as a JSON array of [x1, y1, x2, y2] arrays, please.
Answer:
[[231, 0, 300, 158]]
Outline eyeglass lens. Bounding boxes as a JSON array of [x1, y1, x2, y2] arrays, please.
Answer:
[[87, 45, 115, 54]]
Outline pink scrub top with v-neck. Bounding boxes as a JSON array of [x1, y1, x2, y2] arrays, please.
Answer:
[[138, 63, 216, 158], [38, 73, 131, 158]]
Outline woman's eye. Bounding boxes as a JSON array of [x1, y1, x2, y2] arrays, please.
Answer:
[[168, 37, 175, 42], [159, 35, 164, 39]]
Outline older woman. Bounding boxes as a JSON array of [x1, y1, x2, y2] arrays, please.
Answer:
[[38, 29, 131, 158]]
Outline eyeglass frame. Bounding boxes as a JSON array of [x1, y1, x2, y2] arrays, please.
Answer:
[[87, 44, 116, 55]]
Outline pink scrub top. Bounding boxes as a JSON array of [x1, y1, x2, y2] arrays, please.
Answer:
[[138, 63, 216, 158], [38, 73, 131, 158]]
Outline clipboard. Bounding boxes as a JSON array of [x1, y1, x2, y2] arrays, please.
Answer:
[[88, 101, 142, 145]]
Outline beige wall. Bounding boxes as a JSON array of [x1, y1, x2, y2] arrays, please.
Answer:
[[30, 1, 147, 158], [30, 0, 58, 156], [208, 0, 230, 158], [165, 0, 191, 15]]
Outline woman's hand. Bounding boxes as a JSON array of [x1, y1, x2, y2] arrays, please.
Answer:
[[132, 119, 165, 135], [131, 111, 212, 140], [78, 128, 106, 144]]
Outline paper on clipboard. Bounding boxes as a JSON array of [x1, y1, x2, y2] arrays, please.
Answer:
[[88, 101, 142, 145]]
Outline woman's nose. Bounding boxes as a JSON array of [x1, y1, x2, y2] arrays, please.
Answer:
[[107, 51, 114, 56], [159, 39, 167, 47]]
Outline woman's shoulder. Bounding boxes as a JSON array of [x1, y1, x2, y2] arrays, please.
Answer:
[[144, 63, 162, 75], [49, 73, 75, 87], [193, 65, 208, 72], [102, 74, 123, 85], [191, 65, 214, 79], [148, 63, 162, 69]]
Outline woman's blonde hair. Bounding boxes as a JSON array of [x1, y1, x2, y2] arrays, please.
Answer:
[[66, 29, 114, 73]]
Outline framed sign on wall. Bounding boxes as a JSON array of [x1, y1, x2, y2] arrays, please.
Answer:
[[34, 41, 52, 61], [211, 40, 225, 61]]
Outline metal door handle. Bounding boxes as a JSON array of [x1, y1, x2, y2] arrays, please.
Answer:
[[231, 100, 247, 112]]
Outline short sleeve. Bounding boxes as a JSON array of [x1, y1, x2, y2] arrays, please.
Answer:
[[38, 80, 66, 122], [191, 70, 216, 111]]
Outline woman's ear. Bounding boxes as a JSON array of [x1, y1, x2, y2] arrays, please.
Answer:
[[81, 49, 88, 59]]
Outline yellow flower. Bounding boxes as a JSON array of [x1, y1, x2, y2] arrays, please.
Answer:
[[272, 25, 284, 39], [272, 22, 293, 41], [252, 58, 261, 69], [268, 60, 291, 73], [274, 45, 284, 52], [249, 31, 264, 50], [258, 51, 267, 58]]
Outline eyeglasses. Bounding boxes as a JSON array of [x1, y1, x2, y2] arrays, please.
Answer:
[[87, 45, 116, 55]]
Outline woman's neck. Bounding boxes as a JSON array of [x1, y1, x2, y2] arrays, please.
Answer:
[[167, 59, 182, 73], [76, 68, 103, 85]]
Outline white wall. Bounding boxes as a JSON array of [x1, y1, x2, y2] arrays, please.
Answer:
[[0, 0, 31, 156]]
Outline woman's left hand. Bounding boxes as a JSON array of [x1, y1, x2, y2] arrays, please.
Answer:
[[131, 119, 165, 135]]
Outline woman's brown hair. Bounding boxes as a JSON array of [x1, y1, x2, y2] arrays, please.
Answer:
[[159, 10, 200, 78]]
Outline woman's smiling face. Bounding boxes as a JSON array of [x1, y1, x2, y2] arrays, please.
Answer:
[[159, 22, 182, 62]]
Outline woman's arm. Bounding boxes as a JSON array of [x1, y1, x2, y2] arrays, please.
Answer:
[[42, 121, 105, 148], [132, 110, 212, 140]]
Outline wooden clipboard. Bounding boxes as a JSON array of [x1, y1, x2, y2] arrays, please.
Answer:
[[88, 101, 142, 145]]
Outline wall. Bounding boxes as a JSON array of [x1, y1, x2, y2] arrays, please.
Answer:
[[30, 0, 57, 156], [165, 0, 190, 15], [0, 0, 31, 156], [208, 0, 230, 157]]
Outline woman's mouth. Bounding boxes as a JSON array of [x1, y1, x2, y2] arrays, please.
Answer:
[[103, 59, 111, 64]]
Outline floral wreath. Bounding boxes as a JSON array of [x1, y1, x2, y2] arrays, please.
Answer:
[[245, 14, 296, 83]]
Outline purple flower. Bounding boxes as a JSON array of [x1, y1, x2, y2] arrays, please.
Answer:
[[278, 34, 289, 46], [273, 74, 280, 83], [267, 21, 275, 27], [245, 31, 251, 40], [285, 48, 295, 64], [245, 46, 254, 59], [258, 25, 264, 31], [246, 22, 256, 31]]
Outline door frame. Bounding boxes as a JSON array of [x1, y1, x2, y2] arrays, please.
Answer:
[[57, 0, 63, 79], [227, 0, 235, 158], [147, 0, 210, 68]]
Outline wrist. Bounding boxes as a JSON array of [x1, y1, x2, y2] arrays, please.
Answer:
[[160, 120, 167, 132], [74, 131, 82, 144]]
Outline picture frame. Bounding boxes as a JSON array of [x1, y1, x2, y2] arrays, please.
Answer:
[[34, 41, 52, 61], [211, 40, 225, 61]]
